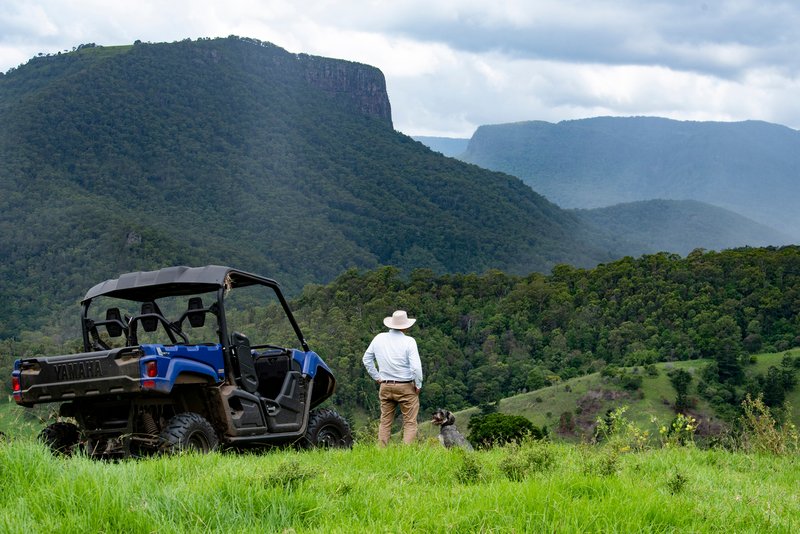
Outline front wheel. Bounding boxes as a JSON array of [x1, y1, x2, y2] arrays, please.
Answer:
[[159, 412, 219, 453], [39, 421, 81, 455], [303, 408, 353, 448]]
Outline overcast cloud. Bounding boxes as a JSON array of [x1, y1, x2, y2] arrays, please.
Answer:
[[2, 0, 799, 136]]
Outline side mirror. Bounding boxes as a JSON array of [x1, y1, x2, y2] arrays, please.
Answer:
[[105, 308, 123, 338]]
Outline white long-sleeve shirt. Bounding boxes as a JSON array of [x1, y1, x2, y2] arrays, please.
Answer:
[[362, 329, 423, 389]]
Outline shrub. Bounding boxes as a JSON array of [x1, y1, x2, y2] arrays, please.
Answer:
[[455, 449, 486, 484], [583, 447, 619, 477], [600, 365, 620, 379], [666, 470, 689, 495], [619, 372, 643, 391], [467, 412, 545, 448], [739, 394, 799, 455], [594, 406, 652, 452], [499, 441, 555, 481], [659, 413, 697, 447]]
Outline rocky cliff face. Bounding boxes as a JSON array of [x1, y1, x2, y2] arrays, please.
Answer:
[[299, 56, 392, 127], [226, 37, 392, 127]]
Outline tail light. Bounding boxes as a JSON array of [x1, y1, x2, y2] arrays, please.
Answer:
[[141, 360, 158, 389], [12, 375, 20, 392]]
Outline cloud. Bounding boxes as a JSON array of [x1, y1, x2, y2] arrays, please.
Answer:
[[371, 0, 800, 77]]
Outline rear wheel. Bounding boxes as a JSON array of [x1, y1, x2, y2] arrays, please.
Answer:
[[39, 422, 81, 455], [303, 408, 353, 448], [159, 412, 219, 453]]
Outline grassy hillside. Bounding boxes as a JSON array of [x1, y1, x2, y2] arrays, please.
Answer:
[[418, 349, 800, 444], [461, 116, 800, 239], [1, 439, 798, 532]]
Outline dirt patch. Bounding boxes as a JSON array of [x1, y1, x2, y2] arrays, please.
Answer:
[[556, 388, 630, 438]]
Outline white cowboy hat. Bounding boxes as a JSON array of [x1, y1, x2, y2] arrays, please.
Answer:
[[383, 310, 416, 330]]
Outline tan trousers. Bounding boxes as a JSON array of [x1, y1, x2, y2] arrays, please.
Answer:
[[378, 382, 419, 446]]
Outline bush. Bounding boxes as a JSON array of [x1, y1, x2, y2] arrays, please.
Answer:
[[467, 412, 546, 448], [499, 441, 555, 481], [583, 447, 619, 477], [619, 372, 643, 391], [739, 394, 799, 455], [600, 365, 620, 379], [594, 406, 653, 452], [455, 450, 486, 484], [666, 470, 689, 495]]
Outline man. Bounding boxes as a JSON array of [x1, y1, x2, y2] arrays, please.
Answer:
[[362, 310, 423, 446]]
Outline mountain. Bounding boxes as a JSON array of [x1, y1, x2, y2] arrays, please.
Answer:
[[0, 37, 615, 337], [460, 117, 800, 240], [574, 199, 793, 256], [412, 136, 469, 158]]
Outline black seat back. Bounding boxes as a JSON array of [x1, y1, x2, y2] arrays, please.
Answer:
[[140, 302, 158, 333], [105, 308, 124, 338], [187, 297, 205, 328], [232, 332, 259, 394]]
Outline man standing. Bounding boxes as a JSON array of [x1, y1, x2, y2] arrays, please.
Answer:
[[362, 310, 423, 446]]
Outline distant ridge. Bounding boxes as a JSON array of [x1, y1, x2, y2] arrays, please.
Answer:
[[574, 199, 793, 256], [461, 116, 800, 239]]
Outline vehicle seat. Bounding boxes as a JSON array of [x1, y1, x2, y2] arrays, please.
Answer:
[[254, 352, 291, 399]]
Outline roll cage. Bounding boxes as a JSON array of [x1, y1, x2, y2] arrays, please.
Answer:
[[80, 265, 310, 354]]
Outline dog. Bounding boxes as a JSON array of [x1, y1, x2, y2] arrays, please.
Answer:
[[431, 408, 473, 451]]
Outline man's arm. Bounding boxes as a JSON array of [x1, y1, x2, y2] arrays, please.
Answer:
[[362, 340, 381, 383], [408, 338, 423, 392]]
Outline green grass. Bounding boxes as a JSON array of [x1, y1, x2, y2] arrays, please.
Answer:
[[1, 438, 798, 532]]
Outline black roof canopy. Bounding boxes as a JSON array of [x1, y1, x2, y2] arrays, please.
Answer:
[[82, 265, 280, 302]]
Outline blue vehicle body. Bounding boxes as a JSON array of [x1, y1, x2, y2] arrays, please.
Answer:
[[136, 344, 332, 395]]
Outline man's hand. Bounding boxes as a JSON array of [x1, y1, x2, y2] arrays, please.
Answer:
[[415, 386, 421, 395]]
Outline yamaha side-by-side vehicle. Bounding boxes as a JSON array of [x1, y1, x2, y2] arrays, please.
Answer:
[[11, 265, 352, 458]]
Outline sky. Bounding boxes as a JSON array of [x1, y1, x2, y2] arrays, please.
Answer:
[[2, 0, 800, 137]]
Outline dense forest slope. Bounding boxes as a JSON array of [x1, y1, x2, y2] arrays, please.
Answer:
[[574, 199, 792, 256], [460, 117, 800, 239], [0, 37, 615, 337], [246, 246, 800, 417]]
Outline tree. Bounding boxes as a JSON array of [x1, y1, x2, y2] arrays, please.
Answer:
[[668, 368, 693, 412], [703, 316, 744, 384], [467, 412, 544, 448]]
